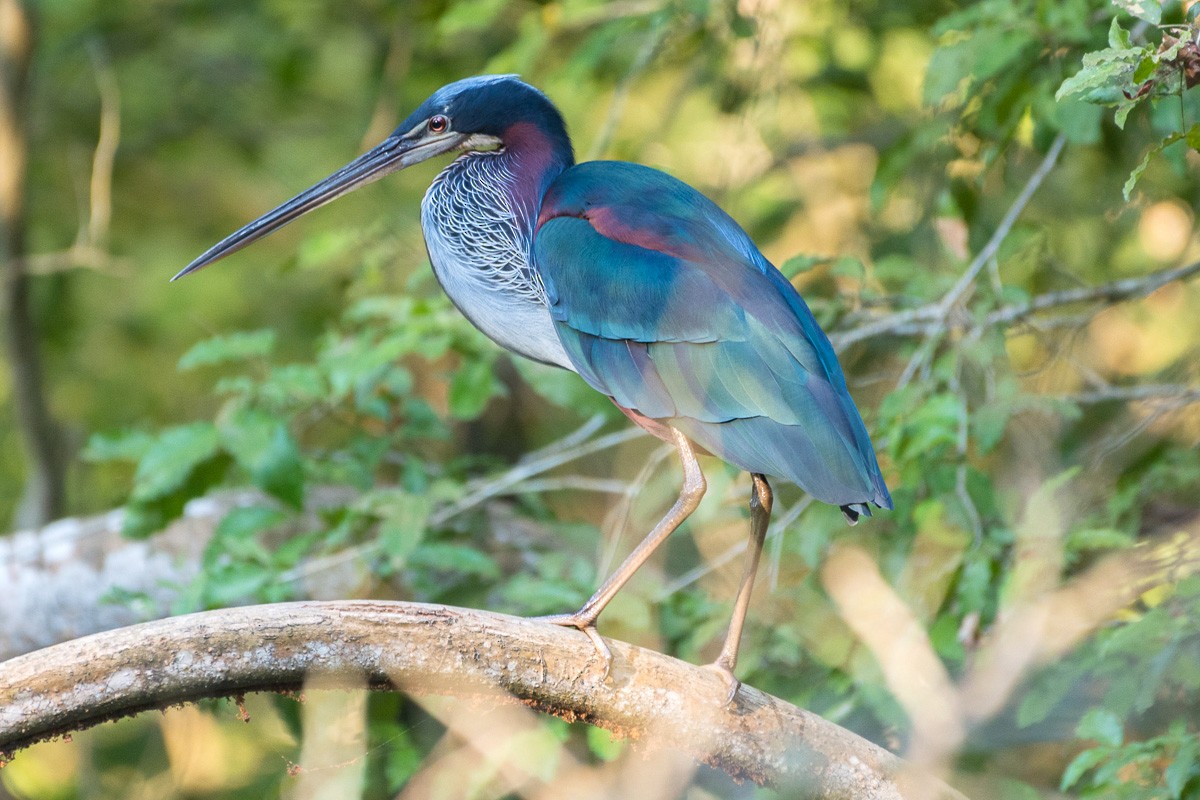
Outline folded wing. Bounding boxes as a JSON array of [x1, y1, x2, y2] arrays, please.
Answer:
[[533, 161, 891, 517]]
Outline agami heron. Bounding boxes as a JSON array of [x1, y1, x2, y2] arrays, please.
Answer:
[[176, 75, 892, 699]]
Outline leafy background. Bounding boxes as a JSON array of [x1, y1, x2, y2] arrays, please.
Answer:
[[3, 0, 1200, 797]]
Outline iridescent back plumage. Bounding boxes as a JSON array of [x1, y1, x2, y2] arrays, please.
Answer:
[[533, 161, 892, 520]]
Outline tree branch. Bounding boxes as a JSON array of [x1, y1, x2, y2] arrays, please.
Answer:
[[1067, 383, 1200, 406], [984, 257, 1200, 329], [833, 256, 1200, 348], [938, 134, 1067, 318], [0, 601, 966, 799], [832, 135, 1067, 351]]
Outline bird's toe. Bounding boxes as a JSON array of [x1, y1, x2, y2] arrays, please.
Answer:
[[702, 662, 741, 706], [533, 613, 613, 679]]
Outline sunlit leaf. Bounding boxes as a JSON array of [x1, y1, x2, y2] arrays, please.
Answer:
[[1061, 746, 1108, 790], [1112, 0, 1162, 25], [219, 410, 305, 508], [779, 254, 826, 277], [1077, 707, 1124, 747], [448, 357, 503, 419], [82, 429, 156, 463], [1066, 527, 1134, 552], [130, 422, 222, 501], [178, 330, 276, 370], [1167, 734, 1198, 797], [411, 542, 501, 582]]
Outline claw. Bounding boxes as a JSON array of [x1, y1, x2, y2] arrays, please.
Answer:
[[535, 613, 613, 679], [703, 662, 741, 706]]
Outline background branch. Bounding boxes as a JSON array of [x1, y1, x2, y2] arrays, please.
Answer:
[[1, 0, 66, 529], [0, 601, 967, 800], [834, 257, 1200, 347]]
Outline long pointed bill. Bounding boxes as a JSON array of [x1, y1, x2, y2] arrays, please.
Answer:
[[172, 131, 465, 281]]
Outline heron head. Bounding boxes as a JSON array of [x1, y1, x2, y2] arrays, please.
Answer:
[[173, 75, 567, 280]]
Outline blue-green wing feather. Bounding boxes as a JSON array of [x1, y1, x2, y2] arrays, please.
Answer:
[[534, 161, 891, 513]]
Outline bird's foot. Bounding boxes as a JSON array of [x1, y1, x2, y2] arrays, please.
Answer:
[[534, 613, 613, 679], [702, 661, 742, 706]]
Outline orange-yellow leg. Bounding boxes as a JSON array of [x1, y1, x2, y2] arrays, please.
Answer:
[[704, 473, 772, 703], [539, 427, 706, 677]]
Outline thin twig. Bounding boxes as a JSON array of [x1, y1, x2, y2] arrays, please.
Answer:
[[832, 135, 1068, 350], [984, 258, 1200, 328], [507, 476, 630, 495], [25, 246, 130, 275], [834, 257, 1200, 347], [585, 19, 667, 160], [767, 496, 813, 591], [948, 343, 983, 544], [655, 495, 814, 601], [430, 427, 644, 526], [519, 413, 608, 461], [85, 39, 120, 250], [599, 440, 673, 577], [1067, 384, 1200, 405], [554, 0, 663, 31], [280, 424, 646, 585], [937, 134, 1067, 318], [360, 24, 412, 149]]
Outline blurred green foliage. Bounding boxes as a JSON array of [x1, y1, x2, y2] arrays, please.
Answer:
[[6, 0, 1200, 797]]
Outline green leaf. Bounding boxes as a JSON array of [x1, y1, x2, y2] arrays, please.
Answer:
[[1108, 16, 1133, 49], [1124, 129, 1195, 200], [1167, 735, 1199, 797], [830, 256, 865, 279], [411, 542, 500, 581], [1018, 664, 1076, 727], [83, 429, 156, 463], [730, 12, 756, 38], [924, 41, 971, 105], [123, 445, 231, 539], [1066, 527, 1135, 552], [1077, 707, 1124, 747], [1055, 41, 1142, 102], [1061, 746, 1107, 790], [1114, 99, 1139, 130], [779, 254, 826, 277], [1133, 55, 1157, 83], [971, 401, 1010, 455], [924, 28, 1032, 107], [219, 410, 305, 508], [1113, 0, 1162, 25], [586, 725, 626, 762], [202, 561, 272, 606], [215, 505, 288, 543], [178, 330, 276, 370], [448, 357, 503, 420], [896, 393, 964, 458], [130, 423, 222, 502], [436, 0, 509, 35], [322, 332, 411, 400], [513, 358, 611, 412], [207, 507, 277, 564], [253, 425, 306, 509], [374, 490, 433, 564], [499, 571, 589, 616]]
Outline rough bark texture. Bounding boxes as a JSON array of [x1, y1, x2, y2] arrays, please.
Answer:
[[0, 601, 966, 799]]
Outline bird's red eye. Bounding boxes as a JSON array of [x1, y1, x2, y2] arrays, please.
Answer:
[[428, 115, 449, 133]]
